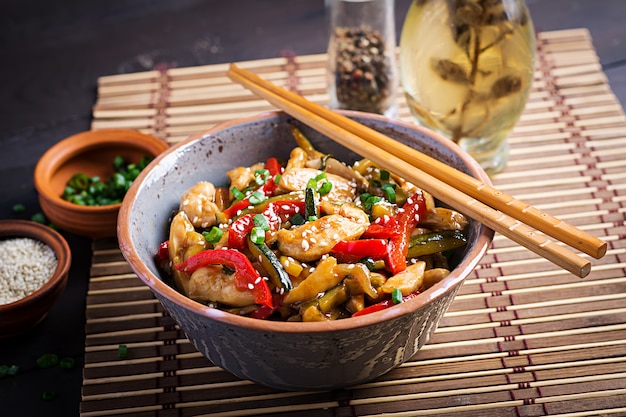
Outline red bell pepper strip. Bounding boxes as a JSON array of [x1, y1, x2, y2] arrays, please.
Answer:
[[248, 294, 283, 319], [352, 292, 419, 317], [362, 217, 401, 239], [223, 198, 253, 218], [174, 248, 273, 308], [331, 239, 388, 263], [385, 191, 427, 275], [228, 200, 305, 250], [264, 157, 282, 176], [228, 213, 256, 249], [156, 240, 169, 261]]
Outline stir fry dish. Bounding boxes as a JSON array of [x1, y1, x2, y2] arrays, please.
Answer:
[[156, 125, 469, 321]]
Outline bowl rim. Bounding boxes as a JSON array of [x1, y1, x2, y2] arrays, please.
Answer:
[[34, 128, 169, 212], [0, 219, 72, 310], [118, 110, 494, 333]]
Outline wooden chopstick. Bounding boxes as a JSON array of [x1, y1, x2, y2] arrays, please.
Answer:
[[228, 64, 606, 261], [227, 63, 595, 278]]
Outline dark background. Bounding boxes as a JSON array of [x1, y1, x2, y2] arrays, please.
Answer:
[[0, 1, 624, 415]]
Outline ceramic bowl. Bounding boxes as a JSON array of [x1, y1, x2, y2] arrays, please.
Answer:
[[118, 111, 493, 390], [0, 220, 72, 338], [34, 129, 169, 238]]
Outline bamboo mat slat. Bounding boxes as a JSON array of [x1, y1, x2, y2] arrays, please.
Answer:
[[82, 28, 626, 417]]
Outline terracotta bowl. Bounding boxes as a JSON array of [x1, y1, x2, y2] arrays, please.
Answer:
[[0, 220, 72, 338], [34, 129, 169, 238], [118, 111, 494, 390]]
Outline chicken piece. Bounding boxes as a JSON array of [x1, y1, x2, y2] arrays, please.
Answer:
[[187, 266, 255, 307], [382, 261, 426, 296], [335, 263, 378, 299], [320, 201, 370, 225], [279, 167, 357, 202], [227, 162, 264, 194], [168, 211, 208, 294], [282, 256, 339, 304], [422, 207, 469, 231], [305, 157, 369, 190], [179, 181, 221, 229], [276, 214, 367, 262], [285, 147, 309, 171]]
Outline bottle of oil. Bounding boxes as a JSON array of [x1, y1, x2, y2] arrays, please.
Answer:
[[399, 0, 535, 174]]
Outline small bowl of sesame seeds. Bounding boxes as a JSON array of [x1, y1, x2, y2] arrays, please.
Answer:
[[0, 219, 71, 338]]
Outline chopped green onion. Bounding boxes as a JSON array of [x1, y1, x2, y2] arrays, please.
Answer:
[[203, 227, 223, 244], [253, 214, 270, 231], [318, 181, 332, 195], [0, 365, 9, 378], [314, 172, 327, 182], [361, 194, 382, 210], [391, 288, 403, 304], [36, 353, 59, 369], [380, 170, 390, 180], [61, 156, 153, 206], [42, 391, 57, 401], [59, 357, 75, 369], [290, 213, 305, 226], [7, 365, 19, 376], [248, 191, 266, 205], [306, 178, 317, 190], [112, 155, 125, 170], [31, 212, 47, 224], [12, 203, 25, 213], [117, 344, 128, 359], [274, 174, 282, 184], [230, 187, 246, 201], [254, 169, 270, 185], [250, 227, 266, 244], [308, 215, 318, 222], [382, 183, 397, 204]]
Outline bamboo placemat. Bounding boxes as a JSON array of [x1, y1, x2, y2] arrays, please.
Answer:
[[82, 28, 626, 416]]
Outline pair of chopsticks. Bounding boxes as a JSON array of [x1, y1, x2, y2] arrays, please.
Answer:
[[226, 63, 607, 278]]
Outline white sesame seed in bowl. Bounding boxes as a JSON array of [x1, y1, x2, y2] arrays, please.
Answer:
[[0, 237, 58, 305], [0, 220, 71, 338]]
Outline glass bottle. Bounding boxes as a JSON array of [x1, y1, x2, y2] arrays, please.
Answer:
[[399, 0, 535, 175], [327, 0, 398, 117]]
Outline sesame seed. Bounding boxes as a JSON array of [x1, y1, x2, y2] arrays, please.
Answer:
[[247, 283, 255, 290], [301, 240, 310, 251], [0, 238, 58, 305]]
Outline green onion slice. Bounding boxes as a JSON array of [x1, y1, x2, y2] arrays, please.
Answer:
[[248, 191, 266, 205], [36, 353, 59, 369], [318, 181, 333, 195], [391, 288, 403, 304], [253, 214, 270, 231], [118, 344, 128, 359], [254, 169, 270, 185], [382, 183, 397, 204], [231, 187, 245, 201], [203, 227, 223, 244], [250, 227, 266, 244]]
